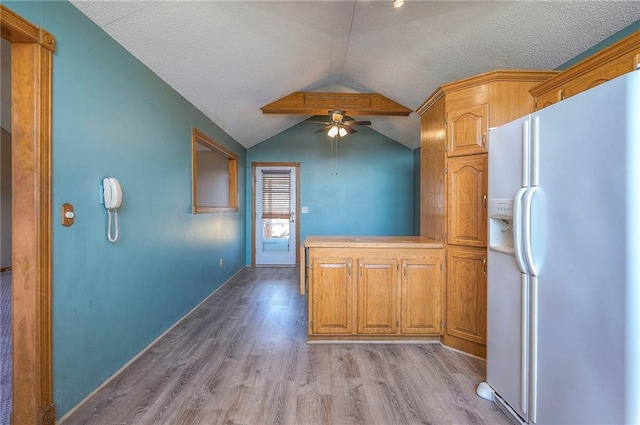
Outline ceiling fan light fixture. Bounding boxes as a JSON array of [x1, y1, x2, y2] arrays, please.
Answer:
[[329, 110, 345, 122], [338, 127, 348, 137], [392, 0, 405, 8], [327, 125, 339, 138]]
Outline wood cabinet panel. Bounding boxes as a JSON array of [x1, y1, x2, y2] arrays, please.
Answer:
[[420, 96, 447, 241], [447, 104, 489, 156], [446, 246, 486, 345], [530, 31, 640, 110], [447, 155, 487, 247], [309, 257, 355, 335], [357, 259, 398, 334], [562, 53, 637, 99], [401, 257, 444, 335]]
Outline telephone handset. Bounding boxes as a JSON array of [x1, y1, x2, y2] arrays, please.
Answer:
[[102, 178, 122, 242], [103, 177, 122, 209]]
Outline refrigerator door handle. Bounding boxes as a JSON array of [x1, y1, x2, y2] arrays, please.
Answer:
[[513, 187, 529, 274], [530, 116, 539, 187], [521, 273, 530, 416], [523, 186, 538, 276], [521, 120, 530, 187], [530, 275, 539, 424]]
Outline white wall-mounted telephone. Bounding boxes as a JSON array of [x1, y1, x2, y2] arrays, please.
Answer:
[[102, 177, 123, 242], [103, 177, 122, 209]]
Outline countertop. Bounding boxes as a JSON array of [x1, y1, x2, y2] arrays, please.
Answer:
[[303, 235, 444, 249]]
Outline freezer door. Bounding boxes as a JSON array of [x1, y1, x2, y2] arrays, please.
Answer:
[[487, 251, 529, 420], [486, 116, 531, 421]]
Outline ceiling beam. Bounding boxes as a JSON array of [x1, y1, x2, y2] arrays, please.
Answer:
[[260, 92, 412, 116]]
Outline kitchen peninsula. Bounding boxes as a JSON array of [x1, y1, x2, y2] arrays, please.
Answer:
[[301, 236, 444, 341]]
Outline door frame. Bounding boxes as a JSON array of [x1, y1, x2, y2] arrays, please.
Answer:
[[251, 162, 300, 267], [1, 5, 55, 424]]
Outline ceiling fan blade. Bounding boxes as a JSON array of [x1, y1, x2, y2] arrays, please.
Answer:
[[344, 120, 372, 126], [343, 126, 357, 134], [315, 125, 333, 133]]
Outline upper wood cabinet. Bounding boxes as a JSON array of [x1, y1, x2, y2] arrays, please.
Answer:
[[447, 104, 489, 157], [447, 155, 487, 247], [530, 31, 640, 110], [417, 70, 557, 243]]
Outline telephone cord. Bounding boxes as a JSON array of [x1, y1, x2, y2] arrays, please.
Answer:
[[107, 208, 119, 243]]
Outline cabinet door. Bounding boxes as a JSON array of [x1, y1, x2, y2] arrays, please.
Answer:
[[446, 247, 486, 344], [309, 257, 355, 335], [447, 154, 487, 247], [447, 104, 489, 157], [357, 259, 398, 334], [400, 257, 444, 335]]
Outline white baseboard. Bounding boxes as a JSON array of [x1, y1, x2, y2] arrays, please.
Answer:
[[57, 266, 246, 424]]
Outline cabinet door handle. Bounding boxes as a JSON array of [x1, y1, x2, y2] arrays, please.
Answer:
[[482, 132, 487, 149], [403, 263, 407, 278], [483, 195, 487, 211], [348, 263, 352, 276]]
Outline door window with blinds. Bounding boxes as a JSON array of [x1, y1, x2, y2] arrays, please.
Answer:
[[254, 165, 297, 265]]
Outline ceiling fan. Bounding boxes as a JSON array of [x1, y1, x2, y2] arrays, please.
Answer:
[[314, 110, 372, 138]]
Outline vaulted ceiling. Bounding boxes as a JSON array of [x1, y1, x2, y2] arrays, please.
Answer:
[[70, 1, 640, 150]]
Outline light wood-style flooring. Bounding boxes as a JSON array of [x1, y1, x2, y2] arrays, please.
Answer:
[[60, 267, 510, 425]]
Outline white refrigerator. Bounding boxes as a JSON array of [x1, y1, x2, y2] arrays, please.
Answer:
[[478, 70, 640, 424]]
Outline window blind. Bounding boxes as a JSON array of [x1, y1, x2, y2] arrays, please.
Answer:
[[261, 170, 291, 219]]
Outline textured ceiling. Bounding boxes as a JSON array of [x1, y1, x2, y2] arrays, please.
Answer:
[[70, 1, 640, 149]]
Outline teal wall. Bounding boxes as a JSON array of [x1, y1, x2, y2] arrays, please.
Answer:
[[247, 120, 414, 263], [5, 1, 246, 417]]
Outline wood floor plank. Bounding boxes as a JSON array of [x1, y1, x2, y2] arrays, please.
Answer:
[[60, 267, 510, 425]]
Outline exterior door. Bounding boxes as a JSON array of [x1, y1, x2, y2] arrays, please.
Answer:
[[255, 165, 297, 265]]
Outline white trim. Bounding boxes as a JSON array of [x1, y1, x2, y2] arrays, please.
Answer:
[[57, 266, 246, 424]]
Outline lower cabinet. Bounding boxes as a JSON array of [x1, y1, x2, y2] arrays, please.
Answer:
[[307, 245, 444, 340], [401, 258, 444, 335], [357, 259, 398, 334], [444, 246, 487, 357], [309, 257, 355, 335]]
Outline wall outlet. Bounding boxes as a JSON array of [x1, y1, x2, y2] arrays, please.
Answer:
[[219, 258, 223, 268], [301, 207, 309, 214]]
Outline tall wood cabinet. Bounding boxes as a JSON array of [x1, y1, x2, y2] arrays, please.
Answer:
[[416, 70, 557, 357]]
